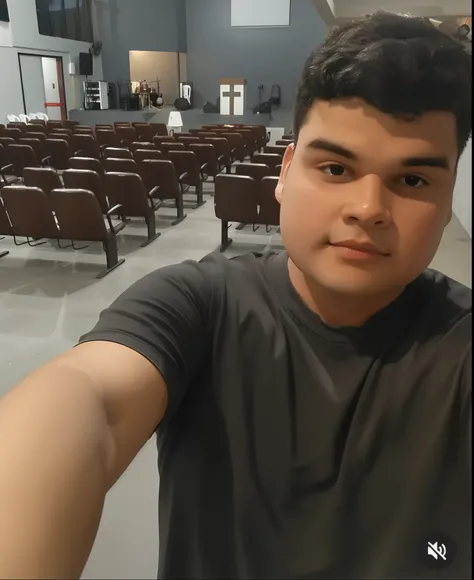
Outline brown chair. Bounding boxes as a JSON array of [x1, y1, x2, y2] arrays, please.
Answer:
[[7, 144, 42, 175], [114, 121, 131, 128], [153, 135, 176, 148], [0, 144, 17, 186], [221, 132, 245, 162], [166, 150, 205, 208], [69, 157, 104, 179], [233, 129, 255, 157], [104, 157, 141, 176], [1, 186, 59, 245], [282, 133, 294, 140], [130, 141, 155, 152], [115, 126, 137, 147], [29, 119, 47, 127], [25, 125, 48, 137], [103, 147, 133, 160], [273, 164, 283, 177], [18, 137, 50, 165], [50, 132, 71, 144], [104, 172, 161, 246], [71, 134, 101, 159], [214, 174, 259, 251], [47, 120, 64, 131], [45, 139, 72, 170], [197, 132, 216, 139], [140, 159, 186, 226], [135, 124, 154, 142], [3, 128, 22, 141], [276, 139, 292, 146], [235, 163, 270, 181], [188, 128, 201, 135], [0, 137, 15, 152], [96, 129, 120, 149], [252, 153, 282, 169], [176, 136, 201, 148], [203, 137, 232, 173], [175, 132, 195, 139], [258, 177, 280, 230], [245, 125, 265, 151], [25, 131, 47, 143], [23, 167, 62, 195], [50, 188, 125, 278], [264, 145, 287, 156], [133, 149, 163, 163], [7, 123, 27, 135], [188, 144, 220, 181], [51, 128, 72, 138], [63, 169, 109, 213], [74, 125, 94, 134], [95, 124, 114, 130], [0, 198, 12, 257], [159, 141, 186, 155], [150, 123, 168, 136], [64, 120, 80, 132]]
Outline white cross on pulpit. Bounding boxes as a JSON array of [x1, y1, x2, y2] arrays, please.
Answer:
[[220, 78, 247, 116]]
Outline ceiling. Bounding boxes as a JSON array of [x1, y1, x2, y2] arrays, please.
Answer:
[[313, 0, 472, 24]]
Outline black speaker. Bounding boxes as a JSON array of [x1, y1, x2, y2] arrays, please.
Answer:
[[253, 101, 272, 114], [0, 0, 9, 21], [79, 52, 93, 76], [203, 101, 219, 113], [174, 97, 191, 111]]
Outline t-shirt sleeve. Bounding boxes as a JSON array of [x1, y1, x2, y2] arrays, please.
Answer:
[[78, 259, 217, 421]]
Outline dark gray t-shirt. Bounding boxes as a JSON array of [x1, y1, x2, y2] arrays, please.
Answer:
[[80, 251, 471, 579]]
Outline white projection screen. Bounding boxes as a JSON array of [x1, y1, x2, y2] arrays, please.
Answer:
[[231, 0, 291, 27]]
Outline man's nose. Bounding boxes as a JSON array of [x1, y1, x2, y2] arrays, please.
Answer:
[[341, 175, 392, 228]]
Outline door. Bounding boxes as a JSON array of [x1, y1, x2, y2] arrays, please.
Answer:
[[42, 57, 66, 121], [19, 54, 47, 117]]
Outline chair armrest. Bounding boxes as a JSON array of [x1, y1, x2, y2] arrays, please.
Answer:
[[178, 171, 190, 183], [106, 203, 124, 230], [1, 163, 15, 175], [149, 185, 161, 198], [41, 155, 52, 166]]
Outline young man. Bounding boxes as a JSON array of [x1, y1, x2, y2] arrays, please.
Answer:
[[0, 11, 471, 580]]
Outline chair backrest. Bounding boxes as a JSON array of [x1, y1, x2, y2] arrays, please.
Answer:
[[197, 132, 216, 139], [133, 149, 163, 163], [103, 147, 133, 160], [64, 120, 80, 132], [104, 172, 150, 216], [222, 132, 244, 153], [36, 112, 49, 122], [235, 163, 270, 181], [28, 113, 39, 120], [69, 156, 104, 177], [23, 167, 62, 195], [1, 186, 59, 239], [7, 123, 27, 134], [153, 136, 176, 147], [259, 176, 280, 226], [96, 124, 114, 130], [63, 169, 108, 213], [214, 174, 259, 223], [73, 124, 93, 133], [264, 145, 287, 156], [24, 131, 47, 144], [188, 143, 218, 175], [150, 123, 168, 136], [140, 159, 180, 199], [176, 136, 201, 148], [114, 121, 131, 128], [252, 153, 282, 168], [96, 129, 119, 148], [130, 141, 155, 152], [6, 115, 21, 123], [159, 141, 185, 155], [71, 134, 101, 159], [29, 119, 47, 127], [104, 157, 140, 175], [0, 197, 12, 236], [134, 125, 154, 142], [273, 164, 282, 177], [115, 126, 137, 145], [47, 120, 64, 130], [25, 125, 48, 136], [3, 128, 22, 141], [51, 128, 72, 138], [203, 137, 231, 158], [8, 144, 38, 173], [44, 138, 71, 170], [50, 189, 108, 242], [166, 150, 200, 184], [276, 139, 292, 146], [18, 137, 44, 160]]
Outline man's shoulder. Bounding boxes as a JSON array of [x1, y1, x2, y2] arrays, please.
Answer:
[[420, 268, 471, 319]]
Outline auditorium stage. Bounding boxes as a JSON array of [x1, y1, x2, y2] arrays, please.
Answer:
[[69, 106, 293, 133]]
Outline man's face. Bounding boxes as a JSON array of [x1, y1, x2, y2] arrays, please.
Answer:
[[276, 98, 458, 295]]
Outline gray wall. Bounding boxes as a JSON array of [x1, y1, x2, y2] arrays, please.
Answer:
[[453, 139, 472, 238], [185, 0, 326, 111], [95, 0, 186, 83]]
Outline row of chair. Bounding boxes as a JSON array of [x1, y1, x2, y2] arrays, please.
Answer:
[[214, 174, 280, 251]]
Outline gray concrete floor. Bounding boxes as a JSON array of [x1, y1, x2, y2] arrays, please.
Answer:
[[0, 179, 471, 579]]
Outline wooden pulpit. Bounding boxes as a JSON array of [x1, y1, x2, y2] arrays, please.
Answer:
[[220, 78, 247, 116]]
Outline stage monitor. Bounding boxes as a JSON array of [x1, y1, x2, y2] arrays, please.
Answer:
[[79, 52, 93, 76], [0, 0, 10, 22]]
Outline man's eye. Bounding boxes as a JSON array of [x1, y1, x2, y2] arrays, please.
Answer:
[[402, 175, 428, 188], [319, 164, 346, 177]]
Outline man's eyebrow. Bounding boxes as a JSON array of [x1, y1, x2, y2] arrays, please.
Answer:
[[305, 138, 451, 171], [305, 138, 357, 160]]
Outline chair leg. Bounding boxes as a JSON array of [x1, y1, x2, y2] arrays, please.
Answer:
[[97, 235, 125, 279], [236, 223, 246, 231], [171, 195, 187, 226], [194, 182, 206, 208], [220, 220, 232, 252], [0, 250, 8, 259], [141, 211, 161, 247], [226, 165, 232, 174]]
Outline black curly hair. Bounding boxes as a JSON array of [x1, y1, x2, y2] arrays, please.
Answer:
[[294, 12, 472, 155]]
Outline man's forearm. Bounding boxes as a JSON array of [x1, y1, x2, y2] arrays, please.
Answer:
[[0, 360, 113, 579]]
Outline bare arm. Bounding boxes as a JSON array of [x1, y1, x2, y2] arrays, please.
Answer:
[[0, 341, 167, 579]]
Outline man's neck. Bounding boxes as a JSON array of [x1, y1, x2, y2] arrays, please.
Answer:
[[287, 258, 406, 327]]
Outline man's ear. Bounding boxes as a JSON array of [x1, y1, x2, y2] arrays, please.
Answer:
[[275, 143, 295, 204]]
